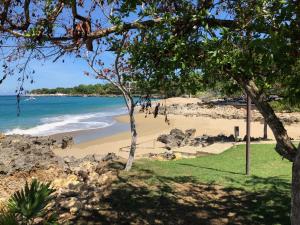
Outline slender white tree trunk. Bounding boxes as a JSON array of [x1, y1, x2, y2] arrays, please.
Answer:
[[125, 102, 137, 171]]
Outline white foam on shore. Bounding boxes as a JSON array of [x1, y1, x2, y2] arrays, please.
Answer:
[[5, 108, 127, 136]]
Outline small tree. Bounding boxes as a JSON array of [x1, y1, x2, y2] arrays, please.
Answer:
[[85, 33, 147, 171]]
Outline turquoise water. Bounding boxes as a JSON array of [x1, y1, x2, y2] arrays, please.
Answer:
[[0, 96, 127, 135]]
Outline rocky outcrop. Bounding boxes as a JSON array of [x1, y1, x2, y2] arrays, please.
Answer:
[[61, 136, 74, 149], [157, 128, 196, 149], [0, 134, 125, 224], [156, 102, 300, 124], [50, 153, 124, 224], [190, 134, 236, 147], [157, 129, 237, 150], [0, 135, 63, 175]]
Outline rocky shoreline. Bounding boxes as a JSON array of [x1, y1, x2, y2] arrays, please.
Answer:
[[157, 102, 300, 124], [0, 134, 126, 224]]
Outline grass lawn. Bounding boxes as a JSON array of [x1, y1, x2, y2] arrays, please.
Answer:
[[100, 144, 292, 225], [134, 144, 292, 191]]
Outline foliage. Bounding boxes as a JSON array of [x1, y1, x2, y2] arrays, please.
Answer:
[[31, 83, 121, 96], [0, 209, 18, 225], [270, 100, 300, 113], [0, 179, 57, 225]]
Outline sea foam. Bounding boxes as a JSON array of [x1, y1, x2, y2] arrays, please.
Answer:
[[6, 108, 127, 136]]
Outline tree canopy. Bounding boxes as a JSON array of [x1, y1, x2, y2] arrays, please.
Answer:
[[1, 0, 300, 223]]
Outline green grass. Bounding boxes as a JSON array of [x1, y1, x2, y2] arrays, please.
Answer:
[[119, 144, 292, 225], [102, 144, 293, 224], [134, 144, 292, 191]]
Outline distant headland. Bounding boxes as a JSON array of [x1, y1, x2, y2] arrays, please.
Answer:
[[29, 83, 122, 96]]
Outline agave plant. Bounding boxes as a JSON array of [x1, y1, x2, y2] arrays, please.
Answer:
[[0, 208, 18, 225], [0, 179, 58, 225]]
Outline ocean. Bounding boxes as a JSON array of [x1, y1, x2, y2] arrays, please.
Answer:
[[0, 96, 128, 140]]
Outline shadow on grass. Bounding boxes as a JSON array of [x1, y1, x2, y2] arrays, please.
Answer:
[[177, 162, 244, 175], [89, 168, 291, 225]]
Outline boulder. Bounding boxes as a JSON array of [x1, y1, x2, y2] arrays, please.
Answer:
[[157, 134, 180, 147], [61, 136, 74, 149], [185, 129, 196, 138], [158, 128, 198, 148], [170, 128, 186, 141], [102, 152, 118, 162]]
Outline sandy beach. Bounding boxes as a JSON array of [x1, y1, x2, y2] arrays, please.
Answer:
[[54, 98, 300, 159]]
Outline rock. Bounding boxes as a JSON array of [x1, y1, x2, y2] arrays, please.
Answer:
[[0, 133, 5, 140], [228, 134, 236, 142], [185, 129, 196, 138], [160, 132, 242, 148], [170, 128, 186, 141], [102, 152, 118, 162], [81, 210, 92, 217], [147, 151, 176, 161], [190, 137, 202, 147], [148, 153, 158, 158], [52, 174, 80, 190], [70, 206, 79, 215], [157, 134, 179, 147], [157, 134, 170, 144], [163, 151, 176, 160], [158, 128, 198, 148], [1, 147, 123, 224], [61, 136, 74, 149], [60, 197, 78, 209], [64, 156, 77, 164], [0, 135, 61, 175], [33, 217, 44, 224]]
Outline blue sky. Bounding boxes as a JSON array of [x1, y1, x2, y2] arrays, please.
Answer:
[[0, 1, 228, 95], [0, 51, 115, 95], [0, 0, 116, 95]]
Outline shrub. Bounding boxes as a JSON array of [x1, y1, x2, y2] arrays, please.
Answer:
[[0, 179, 58, 225]]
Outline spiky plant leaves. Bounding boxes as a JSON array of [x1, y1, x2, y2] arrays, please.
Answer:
[[44, 213, 60, 225], [0, 208, 18, 225], [7, 179, 55, 221]]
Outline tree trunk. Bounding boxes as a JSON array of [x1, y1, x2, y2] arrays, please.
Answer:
[[233, 77, 297, 161], [263, 120, 268, 140], [125, 103, 137, 171], [291, 149, 300, 225], [233, 76, 300, 224]]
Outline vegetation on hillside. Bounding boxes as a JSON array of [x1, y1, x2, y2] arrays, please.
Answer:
[[30, 79, 204, 97], [30, 83, 122, 96], [270, 100, 300, 113]]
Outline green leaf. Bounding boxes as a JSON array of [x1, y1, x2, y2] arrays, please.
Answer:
[[8, 179, 55, 221]]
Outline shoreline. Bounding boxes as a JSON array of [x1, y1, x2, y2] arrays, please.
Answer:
[[3, 96, 299, 159], [54, 108, 300, 159], [50, 118, 130, 144]]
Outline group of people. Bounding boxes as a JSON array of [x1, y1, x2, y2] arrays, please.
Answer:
[[139, 96, 170, 124]]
